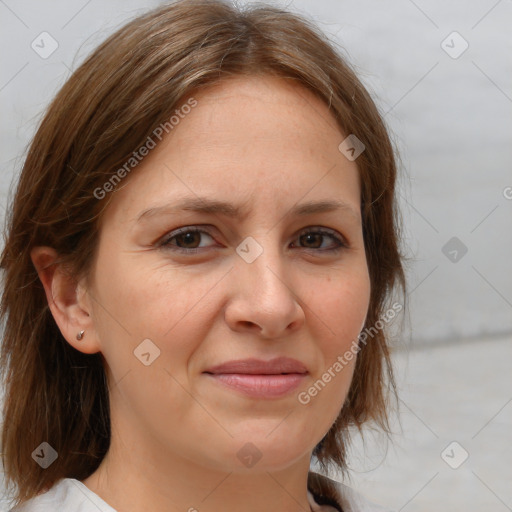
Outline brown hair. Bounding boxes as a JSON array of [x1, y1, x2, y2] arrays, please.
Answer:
[[0, 0, 405, 506]]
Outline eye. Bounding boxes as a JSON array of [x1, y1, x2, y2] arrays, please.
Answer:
[[160, 226, 216, 253], [292, 227, 347, 253], [159, 226, 347, 254]]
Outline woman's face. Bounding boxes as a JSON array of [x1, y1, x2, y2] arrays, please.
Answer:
[[84, 75, 370, 473]]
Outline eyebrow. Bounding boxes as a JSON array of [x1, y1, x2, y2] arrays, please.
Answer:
[[136, 197, 361, 223]]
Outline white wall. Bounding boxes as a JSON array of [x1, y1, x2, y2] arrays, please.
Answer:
[[1, 0, 511, 510]]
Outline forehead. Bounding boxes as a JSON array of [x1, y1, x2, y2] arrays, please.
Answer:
[[100, 74, 360, 227], [196, 74, 324, 107], [187, 74, 342, 144]]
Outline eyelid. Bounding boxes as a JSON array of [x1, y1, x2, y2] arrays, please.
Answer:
[[159, 226, 216, 248], [159, 224, 348, 253]]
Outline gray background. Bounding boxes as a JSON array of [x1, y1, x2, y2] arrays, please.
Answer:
[[1, 0, 511, 510]]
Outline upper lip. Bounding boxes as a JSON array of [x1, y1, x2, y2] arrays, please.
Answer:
[[204, 357, 308, 375]]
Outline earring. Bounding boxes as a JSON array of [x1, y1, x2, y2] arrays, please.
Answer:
[[76, 330, 85, 341]]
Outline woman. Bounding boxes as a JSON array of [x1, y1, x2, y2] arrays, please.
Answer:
[[0, 0, 405, 510]]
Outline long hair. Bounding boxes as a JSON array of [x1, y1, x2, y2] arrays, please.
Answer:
[[0, 0, 405, 506]]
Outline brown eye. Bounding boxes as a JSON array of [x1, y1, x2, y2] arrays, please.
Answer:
[[159, 226, 346, 255], [173, 231, 202, 249], [161, 227, 216, 252], [294, 229, 346, 252]]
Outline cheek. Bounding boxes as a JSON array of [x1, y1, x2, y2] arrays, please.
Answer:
[[299, 271, 370, 423], [316, 267, 371, 349], [91, 253, 222, 373]]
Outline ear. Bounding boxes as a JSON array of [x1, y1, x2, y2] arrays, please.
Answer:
[[30, 246, 101, 354]]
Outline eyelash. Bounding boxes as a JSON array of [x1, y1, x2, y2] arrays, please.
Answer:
[[159, 226, 347, 254]]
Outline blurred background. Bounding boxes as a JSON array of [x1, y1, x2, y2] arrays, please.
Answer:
[[1, 0, 511, 510]]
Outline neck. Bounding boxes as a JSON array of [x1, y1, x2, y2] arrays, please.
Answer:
[[82, 430, 314, 512]]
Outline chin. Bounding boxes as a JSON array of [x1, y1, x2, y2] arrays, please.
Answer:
[[215, 432, 314, 473]]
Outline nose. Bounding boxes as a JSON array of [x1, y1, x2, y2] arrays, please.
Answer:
[[224, 241, 305, 339]]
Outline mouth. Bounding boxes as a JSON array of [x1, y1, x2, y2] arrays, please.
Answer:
[[203, 357, 308, 399]]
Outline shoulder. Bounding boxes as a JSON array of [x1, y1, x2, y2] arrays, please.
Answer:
[[308, 471, 395, 512], [11, 473, 392, 512], [9, 478, 117, 512]]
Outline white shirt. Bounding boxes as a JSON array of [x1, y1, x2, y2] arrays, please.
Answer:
[[9, 473, 394, 512]]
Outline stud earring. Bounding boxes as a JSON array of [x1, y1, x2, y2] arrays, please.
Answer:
[[76, 330, 85, 341]]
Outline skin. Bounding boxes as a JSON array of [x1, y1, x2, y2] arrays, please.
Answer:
[[31, 75, 370, 512]]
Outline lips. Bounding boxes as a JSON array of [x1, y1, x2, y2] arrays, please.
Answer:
[[203, 357, 308, 398], [204, 357, 308, 375]]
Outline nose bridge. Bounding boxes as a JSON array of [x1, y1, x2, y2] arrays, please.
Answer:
[[225, 230, 306, 338], [236, 233, 291, 299]]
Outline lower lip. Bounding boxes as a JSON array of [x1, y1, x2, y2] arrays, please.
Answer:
[[205, 373, 307, 398]]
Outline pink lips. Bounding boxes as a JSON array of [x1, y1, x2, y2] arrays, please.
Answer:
[[204, 357, 308, 399]]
